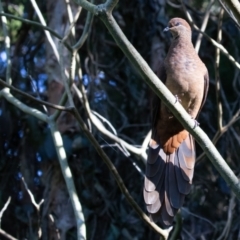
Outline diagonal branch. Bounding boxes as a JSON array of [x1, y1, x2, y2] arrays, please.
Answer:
[[73, 0, 240, 201], [71, 108, 170, 239], [218, 0, 240, 25], [181, 1, 240, 70], [0, 78, 73, 112], [48, 120, 86, 240]]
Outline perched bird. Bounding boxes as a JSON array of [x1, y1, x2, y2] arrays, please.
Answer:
[[143, 18, 209, 226]]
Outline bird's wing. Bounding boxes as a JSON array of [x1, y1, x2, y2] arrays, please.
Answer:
[[197, 70, 209, 117]]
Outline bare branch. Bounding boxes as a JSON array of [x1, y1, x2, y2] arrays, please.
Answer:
[[30, 0, 59, 60], [0, 197, 11, 220], [0, 12, 72, 51], [181, 1, 240, 70], [215, 8, 224, 131], [71, 0, 97, 14], [217, 193, 235, 240], [0, 78, 73, 112], [72, 108, 170, 239], [75, 0, 240, 201], [48, 120, 86, 240], [21, 177, 44, 211], [0, 88, 48, 123], [195, 0, 215, 53], [218, 0, 240, 26], [72, 10, 94, 50], [73, 83, 145, 158], [0, 229, 18, 240], [0, 197, 17, 240], [62, 0, 82, 41]]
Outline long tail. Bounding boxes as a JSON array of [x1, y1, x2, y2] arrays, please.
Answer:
[[143, 134, 195, 226]]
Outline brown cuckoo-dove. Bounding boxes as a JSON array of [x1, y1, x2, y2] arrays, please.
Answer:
[[143, 18, 209, 226]]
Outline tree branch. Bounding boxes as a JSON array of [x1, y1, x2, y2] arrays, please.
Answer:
[[71, 108, 170, 239], [74, 1, 240, 200], [181, 1, 240, 70], [0, 13, 72, 51], [48, 120, 86, 240], [0, 78, 72, 112], [0, 88, 48, 123], [219, 0, 240, 25]]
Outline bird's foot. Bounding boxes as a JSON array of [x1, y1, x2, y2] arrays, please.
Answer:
[[191, 117, 199, 128], [174, 95, 181, 103]]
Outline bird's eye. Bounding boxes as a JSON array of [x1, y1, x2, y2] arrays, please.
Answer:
[[176, 22, 181, 26]]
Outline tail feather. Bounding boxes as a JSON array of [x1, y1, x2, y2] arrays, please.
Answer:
[[168, 153, 185, 209], [174, 153, 192, 195], [143, 134, 195, 226]]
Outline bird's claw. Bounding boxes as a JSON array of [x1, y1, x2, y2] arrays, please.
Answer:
[[174, 95, 181, 103], [191, 117, 199, 128]]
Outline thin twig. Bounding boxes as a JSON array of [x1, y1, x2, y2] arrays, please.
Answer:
[[71, 108, 170, 239], [195, 0, 215, 53], [0, 229, 18, 240], [62, 0, 82, 42], [0, 12, 72, 51], [141, 130, 151, 163], [218, 0, 240, 26], [181, 208, 216, 229], [181, 0, 240, 70], [0, 78, 73, 112], [0, 88, 48, 123], [73, 83, 145, 158], [216, 193, 235, 240], [21, 177, 44, 238], [21, 177, 44, 211], [72, 6, 94, 50], [215, 8, 224, 131], [0, 197, 17, 240], [92, 110, 118, 135], [30, 0, 59, 60], [197, 108, 240, 162], [0, 197, 11, 221]]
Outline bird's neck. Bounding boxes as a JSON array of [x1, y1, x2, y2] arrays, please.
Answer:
[[173, 34, 192, 44], [169, 35, 193, 52]]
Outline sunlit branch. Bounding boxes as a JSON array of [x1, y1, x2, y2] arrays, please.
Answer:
[[0, 229, 17, 240], [74, 0, 240, 203], [0, 78, 72, 112], [181, 1, 240, 70], [72, 9, 94, 50], [0, 197, 17, 240], [30, 0, 59, 60], [0, 88, 48, 123], [218, 0, 240, 26], [48, 120, 86, 240], [63, 0, 82, 40], [194, 0, 215, 53], [71, 108, 170, 239], [215, 8, 224, 131]]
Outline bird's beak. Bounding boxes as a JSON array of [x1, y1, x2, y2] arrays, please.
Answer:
[[163, 27, 170, 32]]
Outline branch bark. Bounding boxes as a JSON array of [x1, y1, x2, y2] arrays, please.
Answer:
[[219, 0, 240, 25]]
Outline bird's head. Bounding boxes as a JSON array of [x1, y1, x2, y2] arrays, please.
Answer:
[[164, 18, 191, 39]]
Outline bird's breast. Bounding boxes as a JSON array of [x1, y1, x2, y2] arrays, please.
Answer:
[[164, 54, 204, 117]]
